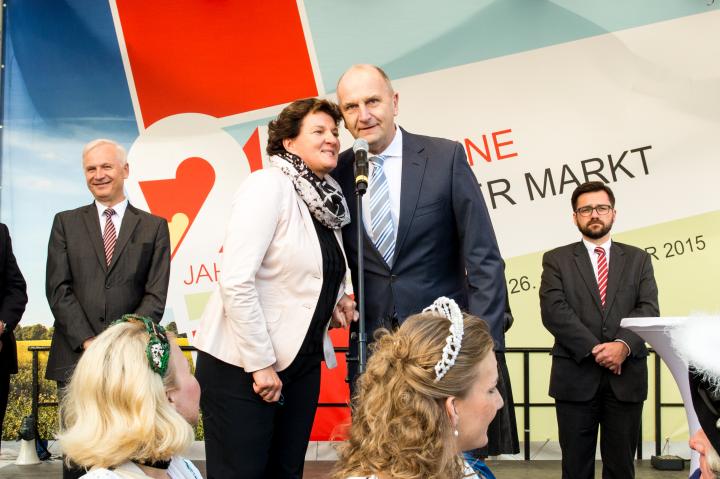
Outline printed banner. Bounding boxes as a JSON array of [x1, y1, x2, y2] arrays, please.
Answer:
[[2, 0, 718, 442]]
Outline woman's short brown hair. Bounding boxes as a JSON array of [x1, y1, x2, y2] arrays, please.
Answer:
[[266, 97, 342, 156]]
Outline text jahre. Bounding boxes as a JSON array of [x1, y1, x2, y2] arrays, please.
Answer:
[[184, 263, 220, 285]]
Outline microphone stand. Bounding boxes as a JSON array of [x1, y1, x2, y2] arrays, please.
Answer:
[[346, 152, 369, 381], [354, 186, 368, 375]]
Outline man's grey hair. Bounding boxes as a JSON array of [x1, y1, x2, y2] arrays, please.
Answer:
[[82, 139, 128, 166]]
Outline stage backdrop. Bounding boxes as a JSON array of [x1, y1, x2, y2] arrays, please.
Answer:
[[2, 0, 719, 444]]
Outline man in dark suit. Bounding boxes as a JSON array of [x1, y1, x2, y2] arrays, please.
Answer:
[[540, 181, 659, 479], [46, 139, 170, 478], [333, 65, 516, 454], [0, 223, 28, 447]]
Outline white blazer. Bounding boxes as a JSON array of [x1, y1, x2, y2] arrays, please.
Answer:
[[194, 167, 350, 372]]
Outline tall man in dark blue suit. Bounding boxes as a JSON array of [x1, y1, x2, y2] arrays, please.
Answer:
[[333, 64, 517, 455]]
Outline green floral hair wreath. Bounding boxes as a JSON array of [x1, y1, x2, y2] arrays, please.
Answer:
[[112, 314, 171, 377]]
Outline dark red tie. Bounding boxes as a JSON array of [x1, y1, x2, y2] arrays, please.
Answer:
[[103, 208, 117, 266], [595, 246, 608, 307]]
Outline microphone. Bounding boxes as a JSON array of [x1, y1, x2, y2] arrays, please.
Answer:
[[353, 138, 369, 194]]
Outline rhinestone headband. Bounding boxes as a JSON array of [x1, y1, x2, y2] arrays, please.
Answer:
[[423, 297, 464, 382], [111, 314, 171, 377]]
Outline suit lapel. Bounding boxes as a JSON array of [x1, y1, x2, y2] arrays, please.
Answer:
[[362, 215, 386, 267], [81, 203, 107, 272], [108, 204, 139, 273], [395, 129, 427, 264], [603, 242, 626, 317], [573, 242, 603, 313]]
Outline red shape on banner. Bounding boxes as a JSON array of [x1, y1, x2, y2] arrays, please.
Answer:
[[243, 127, 263, 172], [115, 0, 317, 128], [139, 157, 215, 259], [328, 325, 349, 348], [311, 351, 351, 441], [310, 329, 351, 440]]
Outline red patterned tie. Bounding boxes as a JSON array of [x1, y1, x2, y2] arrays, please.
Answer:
[[103, 208, 117, 266], [595, 246, 608, 307]]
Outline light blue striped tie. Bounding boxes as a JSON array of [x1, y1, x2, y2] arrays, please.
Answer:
[[368, 155, 395, 266]]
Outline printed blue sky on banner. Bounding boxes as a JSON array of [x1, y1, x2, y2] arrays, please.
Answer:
[[1, 1, 138, 326], [304, 0, 719, 90]]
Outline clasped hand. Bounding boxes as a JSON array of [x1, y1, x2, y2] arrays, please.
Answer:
[[252, 366, 283, 403], [331, 294, 359, 329], [592, 342, 629, 375]]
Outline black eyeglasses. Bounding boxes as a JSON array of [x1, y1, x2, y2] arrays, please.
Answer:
[[575, 205, 613, 217]]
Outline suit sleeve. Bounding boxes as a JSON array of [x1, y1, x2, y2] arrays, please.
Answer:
[[451, 142, 507, 348], [0, 224, 27, 331], [46, 213, 96, 350], [133, 218, 171, 322], [219, 173, 283, 372], [540, 250, 600, 362], [615, 252, 659, 355]]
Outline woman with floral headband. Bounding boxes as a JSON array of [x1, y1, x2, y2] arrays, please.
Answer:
[[59, 315, 202, 479], [193, 97, 356, 478], [332, 297, 503, 479]]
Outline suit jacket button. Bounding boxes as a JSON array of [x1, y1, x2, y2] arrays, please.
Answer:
[[390, 275, 397, 283], [105, 284, 110, 289]]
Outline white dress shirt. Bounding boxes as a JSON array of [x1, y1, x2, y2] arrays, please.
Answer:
[[95, 198, 128, 236], [362, 126, 403, 241], [583, 237, 611, 281]]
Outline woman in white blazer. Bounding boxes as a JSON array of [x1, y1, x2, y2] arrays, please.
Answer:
[[194, 98, 356, 479]]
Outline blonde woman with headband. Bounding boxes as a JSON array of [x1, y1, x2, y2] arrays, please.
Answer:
[[59, 315, 202, 479], [332, 297, 503, 479]]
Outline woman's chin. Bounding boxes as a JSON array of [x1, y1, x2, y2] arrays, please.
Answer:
[[460, 434, 488, 452]]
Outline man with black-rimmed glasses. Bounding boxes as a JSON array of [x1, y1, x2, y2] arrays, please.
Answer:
[[540, 181, 659, 479]]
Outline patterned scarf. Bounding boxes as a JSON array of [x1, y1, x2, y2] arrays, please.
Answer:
[[270, 152, 350, 230]]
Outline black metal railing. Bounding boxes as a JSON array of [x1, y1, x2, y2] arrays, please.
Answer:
[[28, 345, 685, 461]]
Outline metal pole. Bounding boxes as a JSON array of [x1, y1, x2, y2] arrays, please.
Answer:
[[655, 352, 662, 456], [523, 351, 531, 461], [31, 348, 39, 428], [356, 192, 367, 374]]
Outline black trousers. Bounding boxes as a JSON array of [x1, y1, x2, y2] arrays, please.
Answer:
[[555, 374, 643, 479], [0, 372, 9, 449], [196, 351, 322, 479], [57, 380, 86, 479]]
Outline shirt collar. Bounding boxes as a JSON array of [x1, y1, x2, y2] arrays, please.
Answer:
[[95, 198, 129, 217], [376, 125, 402, 159], [583, 237, 612, 256]]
